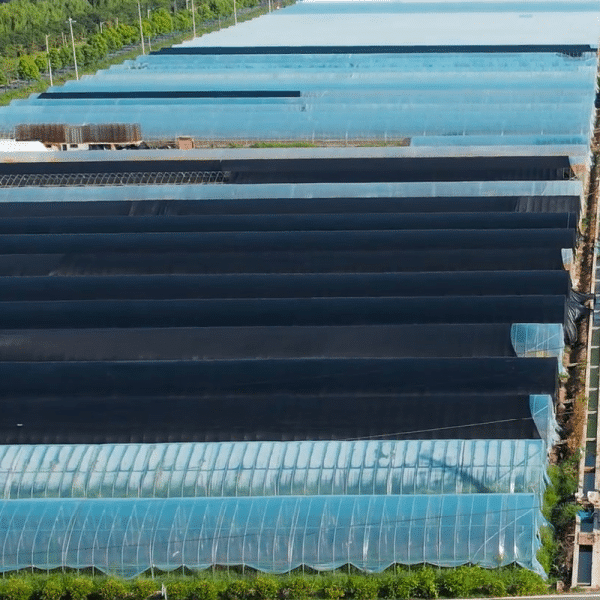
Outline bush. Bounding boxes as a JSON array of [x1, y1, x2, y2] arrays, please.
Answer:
[[33, 54, 47, 73], [188, 580, 218, 600], [41, 578, 67, 600], [66, 577, 94, 600], [222, 580, 251, 600], [440, 566, 490, 598], [249, 577, 278, 600], [503, 568, 547, 596], [17, 55, 40, 80], [0, 568, 549, 600], [537, 526, 559, 575], [96, 579, 129, 600], [479, 571, 507, 598], [318, 580, 344, 600], [165, 580, 191, 600], [0, 578, 34, 600], [380, 571, 418, 600], [345, 576, 379, 599], [279, 576, 317, 600], [48, 47, 63, 70], [509, 569, 548, 596], [131, 579, 159, 600], [413, 568, 438, 599]]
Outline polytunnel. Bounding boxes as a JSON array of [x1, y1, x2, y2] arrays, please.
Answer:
[[0, 323, 567, 362], [0, 495, 545, 577], [0, 440, 549, 499], [0, 391, 556, 444]]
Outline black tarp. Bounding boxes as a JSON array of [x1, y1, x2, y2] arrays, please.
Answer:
[[0, 157, 575, 183], [0, 248, 567, 275], [155, 45, 595, 54], [0, 393, 545, 444], [0, 196, 580, 217], [0, 229, 576, 254], [0, 212, 575, 234], [0, 358, 557, 396], [0, 324, 520, 361], [0, 271, 571, 300], [0, 295, 567, 329]]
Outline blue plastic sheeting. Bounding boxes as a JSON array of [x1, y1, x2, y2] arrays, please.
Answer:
[[182, 0, 600, 48], [2, 103, 593, 141], [0, 440, 548, 499], [511, 324, 565, 376], [1, 49, 597, 143], [0, 180, 583, 204], [529, 395, 560, 448], [0, 495, 545, 576]]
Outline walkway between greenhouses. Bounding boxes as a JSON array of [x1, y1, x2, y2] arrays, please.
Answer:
[[573, 180, 600, 587]]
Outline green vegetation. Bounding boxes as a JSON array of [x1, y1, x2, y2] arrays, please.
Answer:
[[538, 452, 581, 580], [0, 0, 273, 103], [0, 0, 247, 59], [0, 567, 548, 600]]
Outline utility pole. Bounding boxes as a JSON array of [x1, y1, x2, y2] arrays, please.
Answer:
[[233, 0, 237, 24], [137, 0, 146, 55], [191, 0, 196, 37], [67, 17, 78, 80], [268, 0, 271, 12], [147, 7, 152, 51], [45, 34, 53, 87]]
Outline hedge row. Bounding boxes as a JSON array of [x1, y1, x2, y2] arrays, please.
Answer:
[[0, 567, 547, 600]]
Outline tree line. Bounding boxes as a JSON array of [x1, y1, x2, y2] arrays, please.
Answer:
[[0, 0, 259, 84]]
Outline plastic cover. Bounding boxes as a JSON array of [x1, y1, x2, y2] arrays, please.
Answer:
[[530, 395, 560, 448], [511, 323, 566, 376], [0, 494, 545, 577], [0, 440, 548, 499], [1, 48, 597, 144]]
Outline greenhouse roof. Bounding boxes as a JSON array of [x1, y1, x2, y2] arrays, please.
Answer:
[[181, 1, 600, 48], [0, 440, 548, 499], [0, 495, 545, 576]]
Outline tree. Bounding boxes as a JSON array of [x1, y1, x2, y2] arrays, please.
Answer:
[[33, 53, 47, 72], [141, 18, 153, 38], [151, 8, 173, 33], [17, 54, 40, 80], [173, 10, 192, 30], [89, 33, 109, 56], [196, 3, 213, 22], [49, 47, 62, 70], [59, 44, 72, 66], [102, 27, 122, 50]]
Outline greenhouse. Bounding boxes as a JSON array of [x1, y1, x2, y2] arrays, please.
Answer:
[[0, 495, 545, 577], [0, 0, 598, 579], [0, 440, 549, 499]]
